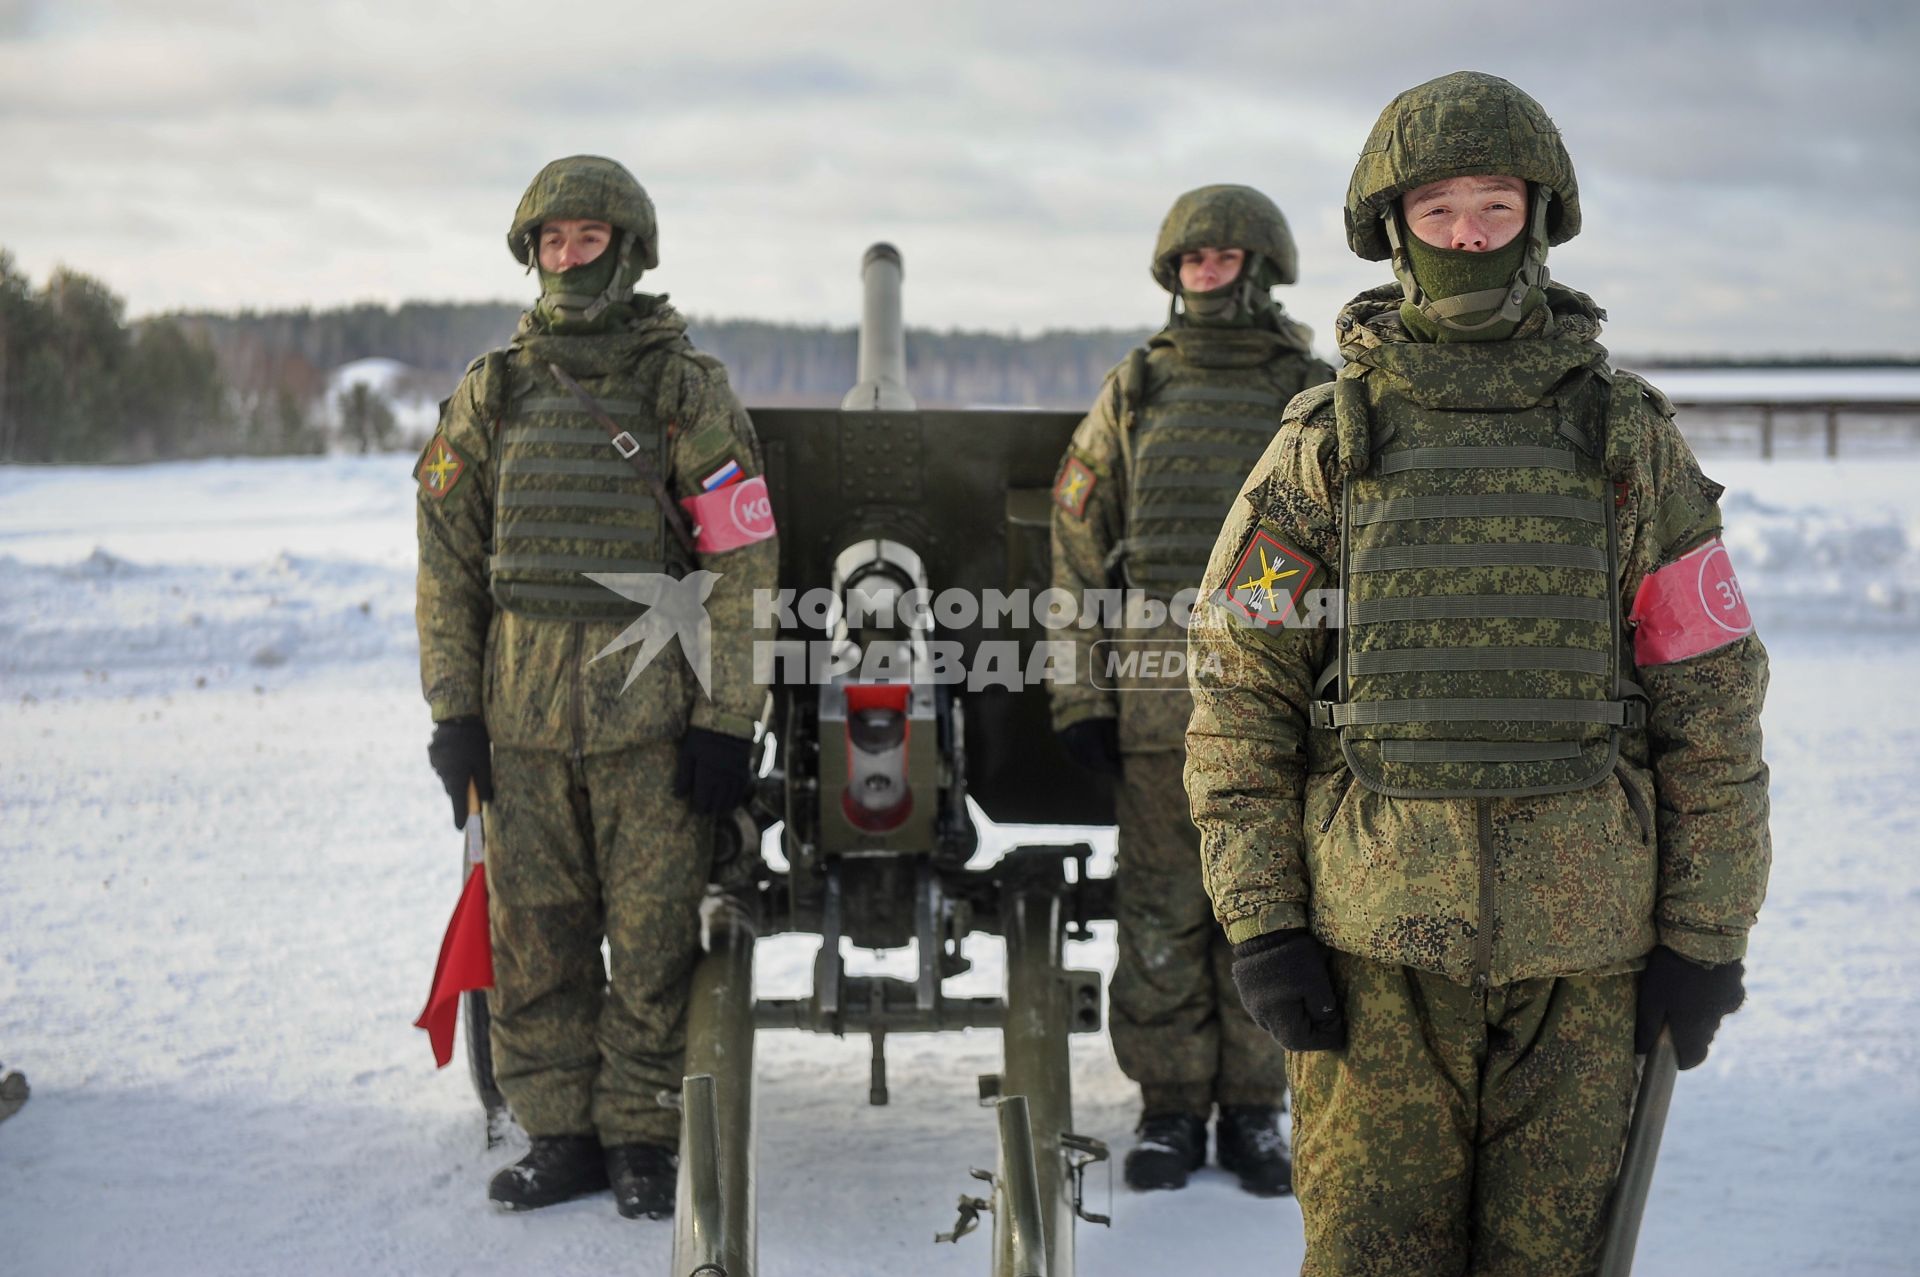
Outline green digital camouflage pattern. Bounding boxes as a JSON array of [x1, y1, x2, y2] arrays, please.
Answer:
[[1185, 285, 1770, 980], [482, 327, 680, 618], [416, 296, 775, 748], [484, 742, 712, 1145], [1151, 185, 1301, 290], [1050, 327, 1332, 752], [1345, 72, 1580, 262], [1288, 950, 1637, 1276], [1332, 302, 1620, 797], [1110, 752, 1286, 1113], [508, 154, 660, 270]]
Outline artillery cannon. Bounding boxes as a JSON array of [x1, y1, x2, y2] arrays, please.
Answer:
[[465, 243, 1121, 1275], [673, 241, 1118, 1277]]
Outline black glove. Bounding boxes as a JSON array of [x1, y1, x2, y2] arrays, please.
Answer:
[[1055, 717, 1122, 777], [675, 727, 754, 815], [1231, 928, 1346, 1052], [427, 716, 492, 831], [1635, 945, 1746, 1070]]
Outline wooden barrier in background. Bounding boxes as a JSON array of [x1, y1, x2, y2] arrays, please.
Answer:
[[1668, 399, 1920, 458]]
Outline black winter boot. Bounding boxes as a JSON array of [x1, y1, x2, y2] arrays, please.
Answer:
[[1124, 1111, 1207, 1191], [1216, 1105, 1291, 1197], [606, 1142, 678, 1219], [488, 1135, 609, 1211]]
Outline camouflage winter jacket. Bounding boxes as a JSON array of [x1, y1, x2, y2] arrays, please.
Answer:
[[416, 297, 775, 752], [1050, 322, 1332, 754], [1185, 285, 1769, 983]]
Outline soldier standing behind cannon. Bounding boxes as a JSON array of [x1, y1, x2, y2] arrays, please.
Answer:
[[415, 155, 776, 1220], [1049, 186, 1332, 1195]]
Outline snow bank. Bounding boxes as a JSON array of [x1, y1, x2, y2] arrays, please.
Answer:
[[1711, 459, 1920, 629], [0, 457, 420, 696], [0, 548, 415, 691], [0, 453, 1913, 702]]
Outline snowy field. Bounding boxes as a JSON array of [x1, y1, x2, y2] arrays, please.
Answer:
[[2, 442, 1919, 1275]]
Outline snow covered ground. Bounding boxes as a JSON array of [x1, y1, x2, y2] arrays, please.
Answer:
[[2, 446, 1918, 1274]]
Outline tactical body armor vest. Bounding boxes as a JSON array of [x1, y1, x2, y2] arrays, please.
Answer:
[[487, 350, 677, 621], [1115, 347, 1298, 600], [1311, 339, 1645, 798]]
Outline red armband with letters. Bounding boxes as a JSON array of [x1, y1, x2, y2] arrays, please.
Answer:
[[679, 474, 776, 554], [1629, 537, 1754, 665]]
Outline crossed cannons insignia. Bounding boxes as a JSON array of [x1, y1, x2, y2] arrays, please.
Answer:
[[1225, 528, 1322, 627]]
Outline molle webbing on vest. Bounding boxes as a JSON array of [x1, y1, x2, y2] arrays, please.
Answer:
[[1346, 594, 1609, 624], [489, 358, 670, 620], [1117, 372, 1285, 598], [1349, 542, 1607, 572], [1377, 445, 1578, 474], [1351, 494, 1606, 526], [1319, 698, 1643, 727], [1380, 740, 1581, 763], [1320, 347, 1632, 798], [1349, 645, 1608, 676]]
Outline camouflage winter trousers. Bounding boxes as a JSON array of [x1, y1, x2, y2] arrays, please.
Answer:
[[484, 741, 712, 1147], [1288, 951, 1639, 1276], [1111, 750, 1288, 1115]]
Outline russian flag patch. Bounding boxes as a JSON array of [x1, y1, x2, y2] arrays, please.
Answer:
[[701, 459, 744, 491]]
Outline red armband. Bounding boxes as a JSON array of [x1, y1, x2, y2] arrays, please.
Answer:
[[1629, 537, 1754, 665], [679, 474, 776, 554]]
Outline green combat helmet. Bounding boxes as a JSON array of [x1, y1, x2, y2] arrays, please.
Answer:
[[508, 155, 660, 327], [1151, 184, 1298, 326], [1345, 72, 1580, 337]]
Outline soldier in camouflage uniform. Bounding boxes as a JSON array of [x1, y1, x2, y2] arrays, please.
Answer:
[[416, 156, 777, 1219], [1050, 186, 1333, 1195], [1185, 75, 1768, 1273]]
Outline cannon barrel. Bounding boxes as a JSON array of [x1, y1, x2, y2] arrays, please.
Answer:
[[841, 242, 916, 411]]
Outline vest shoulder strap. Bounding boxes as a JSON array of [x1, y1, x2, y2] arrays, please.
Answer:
[[1602, 367, 1672, 481], [464, 348, 512, 437], [1282, 379, 1337, 428], [1608, 369, 1674, 418], [1116, 345, 1151, 429]]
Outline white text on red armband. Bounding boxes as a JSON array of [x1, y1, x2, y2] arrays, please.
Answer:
[[1629, 537, 1754, 665], [679, 474, 776, 554]]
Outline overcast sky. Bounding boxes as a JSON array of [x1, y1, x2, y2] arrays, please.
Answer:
[[2, 0, 1912, 357]]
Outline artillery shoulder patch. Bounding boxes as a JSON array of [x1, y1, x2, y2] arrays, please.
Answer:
[[415, 434, 469, 500], [1052, 456, 1097, 518], [1224, 523, 1324, 628]]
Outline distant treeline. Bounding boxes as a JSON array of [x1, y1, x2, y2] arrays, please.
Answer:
[[0, 259, 1149, 462], [4, 246, 1914, 464], [0, 249, 324, 463], [172, 299, 1155, 411]]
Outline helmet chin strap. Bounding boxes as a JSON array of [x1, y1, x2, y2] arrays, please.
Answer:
[[1385, 187, 1552, 333], [1171, 251, 1271, 327], [583, 231, 636, 321], [538, 230, 637, 324]]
